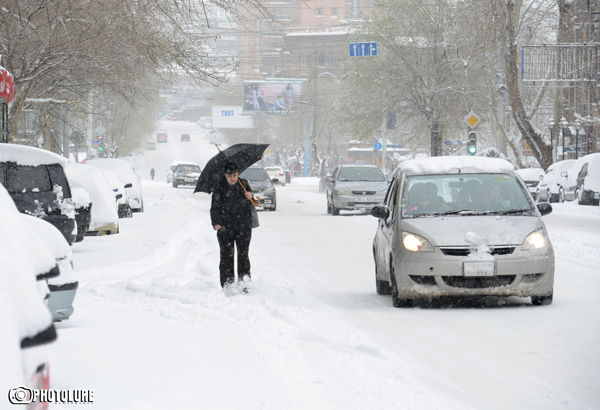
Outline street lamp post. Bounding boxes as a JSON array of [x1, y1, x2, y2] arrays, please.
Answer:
[[560, 117, 568, 161], [586, 117, 593, 155], [574, 120, 581, 159], [548, 118, 555, 164]]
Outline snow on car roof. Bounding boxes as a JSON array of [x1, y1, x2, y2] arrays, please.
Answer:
[[0, 144, 69, 167], [398, 156, 514, 174], [515, 168, 545, 180]]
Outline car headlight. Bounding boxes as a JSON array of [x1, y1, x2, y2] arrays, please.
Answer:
[[402, 231, 434, 252], [521, 229, 546, 250], [334, 188, 350, 195], [263, 187, 276, 195]]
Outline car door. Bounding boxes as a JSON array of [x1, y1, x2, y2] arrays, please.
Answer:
[[374, 177, 399, 282]]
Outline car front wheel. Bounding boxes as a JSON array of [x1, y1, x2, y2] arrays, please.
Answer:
[[558, 188, 565, 203], [531, 293, 553, 305], [390, 265, 413, 308]]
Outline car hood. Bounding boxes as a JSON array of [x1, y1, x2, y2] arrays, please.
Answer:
[[335, 181, 388, 192], [401, 215, 543, 246], [247, 180, 272, 191]]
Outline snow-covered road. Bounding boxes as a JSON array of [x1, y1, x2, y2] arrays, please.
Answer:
[[48, 122, 600, 410]]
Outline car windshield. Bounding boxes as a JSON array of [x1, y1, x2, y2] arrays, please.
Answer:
[[240, 167, 270, 181], [402, 173, 534, 217], [176, 165, 200, 173], [266, 167, 282, 172], [338, 167, 386, 182]]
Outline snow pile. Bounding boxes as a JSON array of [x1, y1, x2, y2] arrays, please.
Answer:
[[399, 156, 514, 174], [0, 144, 69, 166]]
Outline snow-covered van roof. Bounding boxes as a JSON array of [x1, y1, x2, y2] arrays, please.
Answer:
[[0, 144, 69, 167], [398, 156, 514, 174]]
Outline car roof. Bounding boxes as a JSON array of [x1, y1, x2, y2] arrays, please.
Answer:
[[397, 156, 514, 175], [0, 144, 69, 167], [339, 163, 380, 168]]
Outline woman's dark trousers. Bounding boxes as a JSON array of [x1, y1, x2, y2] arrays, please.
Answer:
[[217, 227, 252, 288]]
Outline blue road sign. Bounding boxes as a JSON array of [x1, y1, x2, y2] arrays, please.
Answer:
[[91, 139, 100, 144], [374, 142, 383, 151], [349, 42, 378, 57], [444, 139, 463, 146]]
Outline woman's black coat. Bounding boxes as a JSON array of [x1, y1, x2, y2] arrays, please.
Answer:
[[210, 178, 253, 230]]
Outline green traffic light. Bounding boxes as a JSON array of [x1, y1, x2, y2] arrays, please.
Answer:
[[467, 143, 477, 155]]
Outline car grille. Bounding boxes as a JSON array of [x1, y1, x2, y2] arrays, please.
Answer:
[[521, 273, 543, 283], [440, 247, 515, 256], [352, 191, 376, 195], [442, 275, 515, 289], [409, 275, 437, 286]]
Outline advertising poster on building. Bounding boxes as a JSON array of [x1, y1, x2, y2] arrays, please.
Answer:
[[243, 81, 303, 113]]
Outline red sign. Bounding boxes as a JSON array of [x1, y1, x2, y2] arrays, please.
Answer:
[[0, 65, 15, 103]]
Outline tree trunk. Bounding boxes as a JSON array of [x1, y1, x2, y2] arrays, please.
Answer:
[[504, 0, 552, 169]]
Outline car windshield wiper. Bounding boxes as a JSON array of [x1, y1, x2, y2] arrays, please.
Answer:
[[497, 208, 532, 215]]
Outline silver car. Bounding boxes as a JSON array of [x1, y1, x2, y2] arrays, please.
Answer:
[[326, 164, 389, 215], [371, 157, 555, 307]]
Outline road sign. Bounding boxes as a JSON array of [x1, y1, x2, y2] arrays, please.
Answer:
[[464, 111, 480, 128], [349, 42, 378, 57], [91, 139, 100, 144], [444, 139, 463, 146], [522, 142, 534, 156], [374, 142, 383, 151], [95, 125, 106, 135]]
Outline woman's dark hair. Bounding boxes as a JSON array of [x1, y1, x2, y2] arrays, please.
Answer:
[[224, 162, 239, 174]]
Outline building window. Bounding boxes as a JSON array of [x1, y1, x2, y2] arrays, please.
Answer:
[[317, 8, 323, 17], [331, 8, 338, 17], [301, 56, 309, 70]]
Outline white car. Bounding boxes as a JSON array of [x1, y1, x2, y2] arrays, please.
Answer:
[[536, 160, 575, 203], [265, 166, 286, 186], [515, 168, 545, 200], [167, 160, 198, 183], [86, 158, 144, 212], [66, 163, 120, 236], [100, 168, 132, 218], [558, 153, 600, 205], [21, 214, 78, 322], [0, 185, 57, 403]]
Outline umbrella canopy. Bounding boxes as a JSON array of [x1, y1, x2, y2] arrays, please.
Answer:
[[194, 143, 270, 194]]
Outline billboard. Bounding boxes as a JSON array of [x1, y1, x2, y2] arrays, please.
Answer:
[[212, 106, 253, 129], [243, 81, 303, 113]]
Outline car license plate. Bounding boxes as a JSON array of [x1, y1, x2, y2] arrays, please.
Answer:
[[463, 261, 495, 277], [355, 197, 371, 202]]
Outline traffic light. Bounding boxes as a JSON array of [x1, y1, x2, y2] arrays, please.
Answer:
[[467, 132, 477, 155], [98, 145, 105, 158]]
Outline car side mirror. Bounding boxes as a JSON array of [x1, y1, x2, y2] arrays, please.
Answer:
[[115, 193, 123, 200], [560, 171, 568, 177], [537, 202, 552, 216], [124, 183, 133, 188], [538, 175, 544, 180], [371, 205, 390, 219], [325, 176, 333, 183]]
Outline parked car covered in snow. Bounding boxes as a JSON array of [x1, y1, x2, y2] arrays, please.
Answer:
[[70, 186, 92, 242], [21, 214, 78, 322], [371, 156, 555, 307], [0, 184, 57, 402], [86, 158, 144, 212], [558, 153, 600, 205], [514, 168, 545, 200], [0, 144, 78, 245], [100, 168, 133, 218], [66, 163, 120, 236], [536, 160, 575, 203]]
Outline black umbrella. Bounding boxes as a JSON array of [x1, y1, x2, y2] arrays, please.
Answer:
[[194, 143, 269, 194]]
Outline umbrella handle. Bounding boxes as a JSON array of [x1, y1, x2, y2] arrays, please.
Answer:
[[238, 179, 260, 205]]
